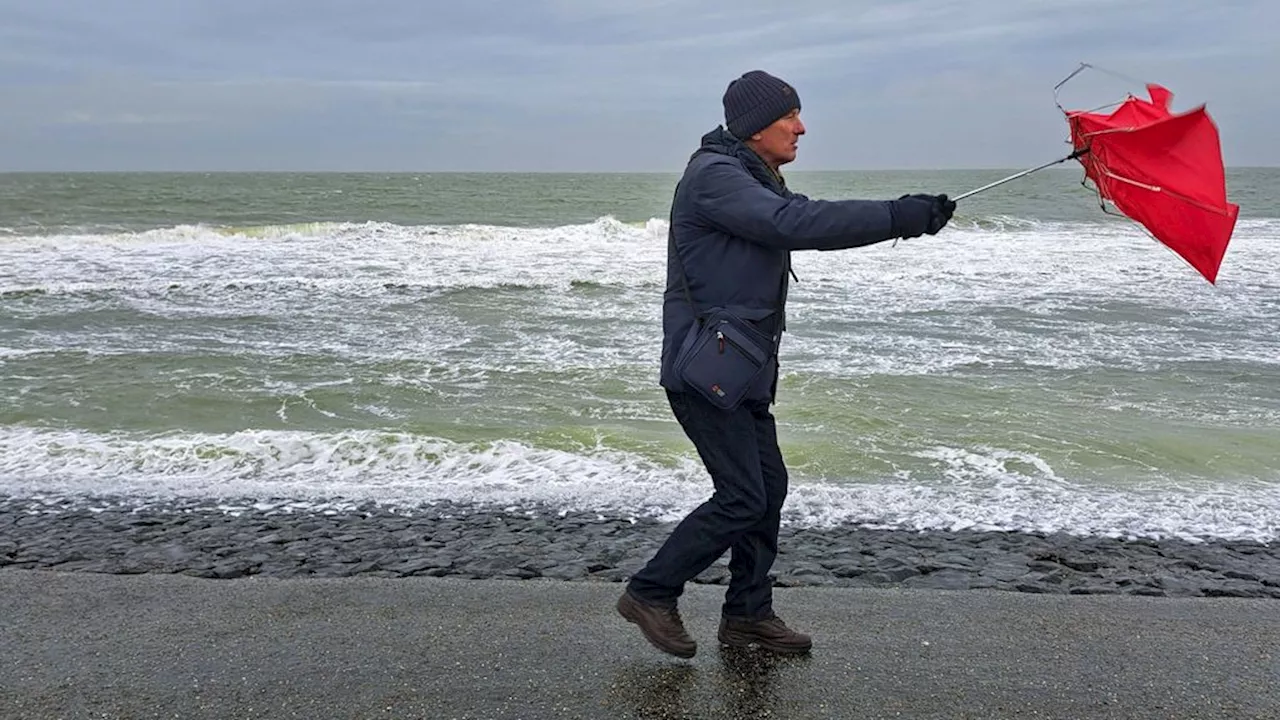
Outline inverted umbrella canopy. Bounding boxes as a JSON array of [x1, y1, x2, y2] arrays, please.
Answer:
[[1064, 83, 1240, 284]]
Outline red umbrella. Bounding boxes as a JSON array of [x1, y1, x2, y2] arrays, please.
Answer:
[[1064, 82, 1240, 284], [955, 64, 1240, 284]]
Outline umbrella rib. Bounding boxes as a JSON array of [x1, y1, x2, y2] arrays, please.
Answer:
[[1064, 99, 1127, 117], [1097, 169, 1161, 192], [1095, 169, 1236, 217], [1079, 126, 1141, 137], [1053, 62, 1149, 113]]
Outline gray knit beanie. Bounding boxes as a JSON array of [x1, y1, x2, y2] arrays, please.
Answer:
[[722, 70, 801, 138]]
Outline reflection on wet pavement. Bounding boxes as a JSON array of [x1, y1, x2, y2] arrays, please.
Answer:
[[606, 647, 812, 720]]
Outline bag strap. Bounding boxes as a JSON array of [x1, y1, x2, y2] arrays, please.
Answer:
[[668, 222, 700, 320]]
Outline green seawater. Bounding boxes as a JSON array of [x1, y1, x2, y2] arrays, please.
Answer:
[[2, 170, 1278, 540]]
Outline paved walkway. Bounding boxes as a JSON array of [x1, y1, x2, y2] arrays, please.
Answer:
[[3, 571, 1277, 719]]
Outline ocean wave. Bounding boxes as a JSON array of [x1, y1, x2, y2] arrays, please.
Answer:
[[0, 277, 658, 301], [1, 214, 1275, 242], [0, 216, 659, 243], [3, 214, 1274, 286], [4, 213, 1277, 379], [1, 426, 1277, 542], [0, 216, 671, 300]]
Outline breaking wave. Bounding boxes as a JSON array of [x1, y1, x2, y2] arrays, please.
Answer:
[[1, 427, 1278, 543]]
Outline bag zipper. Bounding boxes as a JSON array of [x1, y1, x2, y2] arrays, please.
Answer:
[[717, 328, 758, 360]]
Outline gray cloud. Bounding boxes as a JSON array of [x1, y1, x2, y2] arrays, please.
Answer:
[[0, 0, 1274, 170]]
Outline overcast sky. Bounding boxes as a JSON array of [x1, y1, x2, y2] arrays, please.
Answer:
[[2, 0, 1275, 171]]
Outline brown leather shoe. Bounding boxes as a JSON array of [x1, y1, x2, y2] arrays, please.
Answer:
[[718, 613, 812, 654], [616, 590, 697, 659]]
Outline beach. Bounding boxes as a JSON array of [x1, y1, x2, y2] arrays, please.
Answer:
[[4, 570, 1278, 719]]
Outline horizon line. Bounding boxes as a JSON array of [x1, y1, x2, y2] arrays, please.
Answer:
[[2, 165, 1277, 174]]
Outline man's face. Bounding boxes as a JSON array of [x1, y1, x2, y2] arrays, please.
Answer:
[[749, 109, 805, 168]]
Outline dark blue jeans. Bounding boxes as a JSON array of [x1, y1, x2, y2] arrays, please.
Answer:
[[626, 389, 788, 620]]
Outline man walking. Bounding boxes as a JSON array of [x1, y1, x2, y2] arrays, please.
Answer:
[[617, 70, 954, 658]]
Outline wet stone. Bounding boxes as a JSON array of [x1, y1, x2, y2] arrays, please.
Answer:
[[0, 494, 1277, 599], [832, 564, 867, 579], [1068, 585, 1121, 595], [929, 553, 978, 569], [867, 567, 919, 584], [388, 558, 444, 576], [1203, 582, 1270, 599], [1014, 582, 1052, 594], [693, 566, 731, 585], [1060, 557, 1102, 572], [542, 562, 589, 581], [980, 560, 1030, 582], [905, 569, 972, 591]]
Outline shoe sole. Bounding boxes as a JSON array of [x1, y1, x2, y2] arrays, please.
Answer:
[[617, 595, 697, 659], [718, 629, 812, 654]]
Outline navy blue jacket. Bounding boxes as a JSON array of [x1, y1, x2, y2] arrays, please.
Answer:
[[659, 127, 902, 402]]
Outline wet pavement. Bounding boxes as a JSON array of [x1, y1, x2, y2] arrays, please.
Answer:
[[3, 571, 1277, 719]]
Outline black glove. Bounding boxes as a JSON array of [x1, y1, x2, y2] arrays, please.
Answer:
[[892, 193, 956, 239]]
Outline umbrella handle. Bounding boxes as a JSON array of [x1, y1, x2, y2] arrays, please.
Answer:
[[952, 147, 1089, 202]]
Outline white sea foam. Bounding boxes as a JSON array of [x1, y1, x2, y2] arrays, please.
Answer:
[[1, 427, 1276, 542], [3, 216, 1277, 378], [4, 216, 1275, 296]]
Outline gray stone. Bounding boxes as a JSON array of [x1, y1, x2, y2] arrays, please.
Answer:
[[1060, 557, 1102, 572], [1203, 582, 1270, 599], [541, 563, 589, 580], [388, 558, 443, 575], [693, 566, 730, 585], [1014, 582, 1052, 594], [3, 495, 1278, 599], [832, 564, 867, 578], [207, 562, 254, 579], [1069, 585, 1121, 595], [979, 560, 1029, 582], [905, 569, 971, 591], [867, 567, 919, 584]]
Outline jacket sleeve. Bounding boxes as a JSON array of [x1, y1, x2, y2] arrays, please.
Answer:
[[689, 159, 900, 251]]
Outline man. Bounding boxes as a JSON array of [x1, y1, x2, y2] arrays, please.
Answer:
[[616, 70, 954, 659]]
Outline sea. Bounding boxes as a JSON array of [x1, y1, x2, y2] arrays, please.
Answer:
[[2, 169, 1278, 543]]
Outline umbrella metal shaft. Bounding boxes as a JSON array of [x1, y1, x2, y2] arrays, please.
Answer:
[[953, 147, 1089, 202]]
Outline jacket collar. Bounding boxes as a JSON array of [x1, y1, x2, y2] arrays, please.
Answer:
[[692, 126, 790, 197]]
